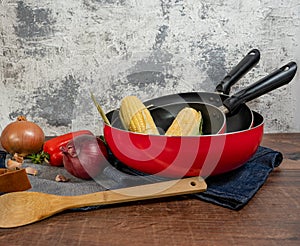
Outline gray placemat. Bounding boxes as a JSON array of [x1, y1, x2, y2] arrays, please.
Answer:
[[1, 146, 282, 210]]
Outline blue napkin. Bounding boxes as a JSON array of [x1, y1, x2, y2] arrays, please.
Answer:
[[0, 150, 6, 168], [192, 146, 283, 209], [104, 146, 283, 210], [0, 146, 282, 210]]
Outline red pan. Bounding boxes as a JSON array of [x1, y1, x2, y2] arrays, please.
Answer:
[[107, 49, 261, 133], [104, 62, 297, 178]]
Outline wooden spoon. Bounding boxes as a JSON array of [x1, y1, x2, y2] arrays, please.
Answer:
[[0, 176, 206, 228]]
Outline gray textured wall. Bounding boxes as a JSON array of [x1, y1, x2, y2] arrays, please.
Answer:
[[1, 0, 299, 136]]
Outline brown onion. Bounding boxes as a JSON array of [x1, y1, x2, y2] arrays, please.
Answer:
[[0, 116, 45, 157]]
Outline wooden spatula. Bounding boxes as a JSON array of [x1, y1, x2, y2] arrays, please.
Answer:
[[0, 176, 206, 228]]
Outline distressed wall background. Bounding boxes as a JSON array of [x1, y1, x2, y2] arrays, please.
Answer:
[[0, 0, 299, 136]]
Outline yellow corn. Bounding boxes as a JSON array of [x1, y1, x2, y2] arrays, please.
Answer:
[[119, 96, 159, 135], [165, 107, 202, 136]]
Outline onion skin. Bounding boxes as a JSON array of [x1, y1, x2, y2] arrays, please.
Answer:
[[61, 135, 108, 180], [0, 116, 45, 157]]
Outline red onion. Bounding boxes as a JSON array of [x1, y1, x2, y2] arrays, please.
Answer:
[[61, 135, 108, 180]]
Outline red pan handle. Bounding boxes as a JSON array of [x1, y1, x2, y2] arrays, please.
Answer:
[[215, 49, 260, 95], [223, 61, 297, 114]]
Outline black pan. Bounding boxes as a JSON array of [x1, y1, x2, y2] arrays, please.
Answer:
[[109, 62, 297, 135], [107, 49, 260, 132]]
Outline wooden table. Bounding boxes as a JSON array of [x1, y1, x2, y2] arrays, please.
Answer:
[[0, 133, 299, 245]]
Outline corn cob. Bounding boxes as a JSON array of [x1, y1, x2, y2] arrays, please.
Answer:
[[119, 96, 159, 135], [165, 107, 202, 136]]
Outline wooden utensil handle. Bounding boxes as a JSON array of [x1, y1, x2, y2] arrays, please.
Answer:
[[61, 177, 207, 209]]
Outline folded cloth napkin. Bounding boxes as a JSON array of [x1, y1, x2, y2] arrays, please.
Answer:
[[106, 146, 283, 210], [193, 146, 283, 210], [0, 146, 282, 210], [0, 150, 6, 168]]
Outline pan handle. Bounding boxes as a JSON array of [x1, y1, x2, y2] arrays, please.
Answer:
[[223, 61, 297, 114], [215, 49, 260, 95]]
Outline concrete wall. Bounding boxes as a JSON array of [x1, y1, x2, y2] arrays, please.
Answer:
[[1, 0, 299, 136]]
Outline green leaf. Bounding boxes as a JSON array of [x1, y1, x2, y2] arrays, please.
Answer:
[[27, 151, 50, 164]]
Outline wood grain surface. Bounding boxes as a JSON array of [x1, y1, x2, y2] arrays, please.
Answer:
[[0, 133, 299, 246]]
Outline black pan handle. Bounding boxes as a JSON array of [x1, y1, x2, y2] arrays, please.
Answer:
[[223, 61, 297, 114], [215, 49, 260, 95]]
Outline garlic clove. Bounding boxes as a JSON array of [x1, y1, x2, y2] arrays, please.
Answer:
[[25, 167, 38, 176], [55, 174, 70, 182], [7, 159, 22, 170]]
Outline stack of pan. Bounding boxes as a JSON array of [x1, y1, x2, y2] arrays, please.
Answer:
[[104, 49, 297, 178]]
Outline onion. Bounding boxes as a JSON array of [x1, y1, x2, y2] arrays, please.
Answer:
[[0, 116, 45, 157], [61, 134, 108, 180]]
